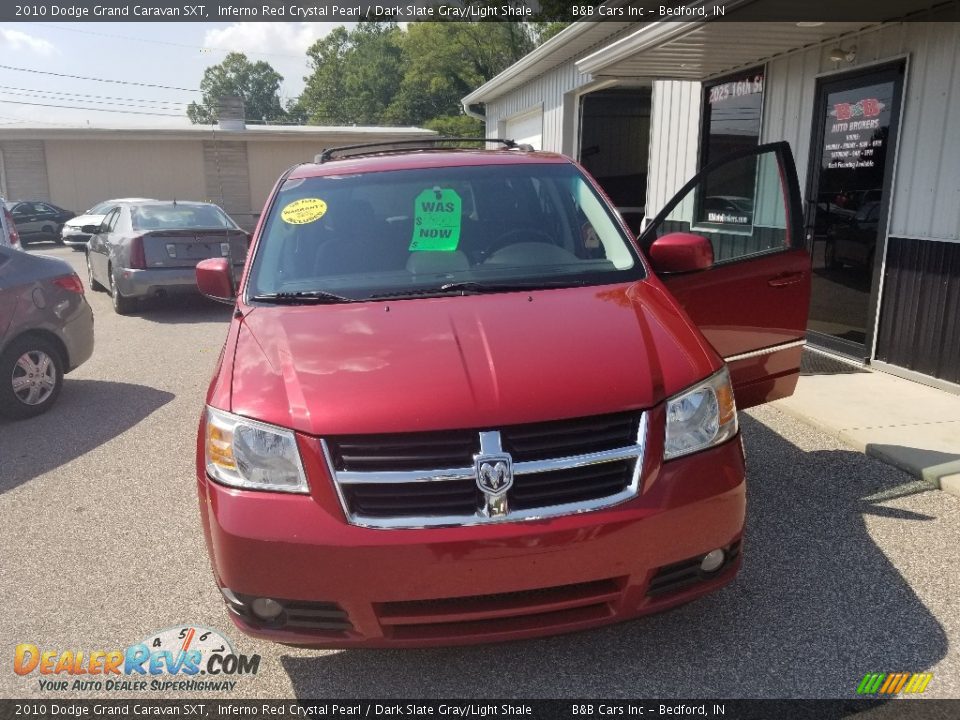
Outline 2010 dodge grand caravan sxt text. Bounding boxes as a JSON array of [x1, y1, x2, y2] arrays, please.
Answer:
[[194, 139, 811, 647]]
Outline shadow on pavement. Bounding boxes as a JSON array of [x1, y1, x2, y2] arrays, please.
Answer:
[[279, 414, 948, 698], [0, 379, 174, 493], [131, 294, 234, 325]]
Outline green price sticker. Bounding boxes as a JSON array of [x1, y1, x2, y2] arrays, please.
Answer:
[[409, 187, 462, 252]]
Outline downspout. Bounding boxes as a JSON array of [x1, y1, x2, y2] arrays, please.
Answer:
[[462, 101, 485, 122]]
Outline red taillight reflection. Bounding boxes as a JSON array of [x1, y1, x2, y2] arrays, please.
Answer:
[[3, 208, 20, 248], [129, 236, 146, 269], [53, 274, 84, 294]]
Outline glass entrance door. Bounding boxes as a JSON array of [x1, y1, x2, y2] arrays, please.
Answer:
[[805, 61, 905, 358]]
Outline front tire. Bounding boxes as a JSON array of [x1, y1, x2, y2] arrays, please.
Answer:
[[0, 335, 64, 419], [109, 267, 137, 315], [44, 225, 62, 244]]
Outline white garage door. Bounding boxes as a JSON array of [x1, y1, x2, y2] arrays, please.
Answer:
[[505, 108, 543, 150]]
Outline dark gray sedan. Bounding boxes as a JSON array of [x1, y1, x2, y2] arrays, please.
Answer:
[[84, 201, 248, 314], [0, 245, 94, 419]]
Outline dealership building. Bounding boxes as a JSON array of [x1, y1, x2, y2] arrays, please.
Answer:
[[463, 2, 960, 390], [0, 103, 433, 230]]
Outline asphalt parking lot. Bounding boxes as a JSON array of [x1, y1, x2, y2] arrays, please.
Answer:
[[1, 243, 958, 700]]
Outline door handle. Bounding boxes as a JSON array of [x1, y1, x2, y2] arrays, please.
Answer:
[[768, 271, 804, 288]]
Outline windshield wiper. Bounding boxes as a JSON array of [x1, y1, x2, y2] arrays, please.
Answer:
[[368, 280, 585, 300], [250, 290, 355, 304]]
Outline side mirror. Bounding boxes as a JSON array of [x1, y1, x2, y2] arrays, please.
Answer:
[[81, 224, 101, 235], [649, 232, 714, 274], [196, 257, 236, 304]]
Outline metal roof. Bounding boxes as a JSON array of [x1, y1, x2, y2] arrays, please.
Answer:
[[0, 124, 436, 142], [577, 0, 945, 81], [461, 21, 634, 106]]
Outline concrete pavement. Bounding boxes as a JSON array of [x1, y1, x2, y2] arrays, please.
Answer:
[[774, 354, 960, 497]]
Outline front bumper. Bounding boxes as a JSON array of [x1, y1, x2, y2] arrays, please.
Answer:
[[115, 265, 244, 299], [61, 232, 90, 247], [196, 415, 746, 648]]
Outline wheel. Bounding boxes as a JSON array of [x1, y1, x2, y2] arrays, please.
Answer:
[[109, 266, 137, 314], [71, 245, 85, 252], [86, 252, 105, 292], [0, 335, 64, 419], [44, 225, 62, 245]]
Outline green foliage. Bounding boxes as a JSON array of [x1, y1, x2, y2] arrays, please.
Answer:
[[423, 115, 484, 138], [193, 21, 558, 131], [186, 52, 287, 125], [295, 21, 541, 130], [289, 23, 405, 125]]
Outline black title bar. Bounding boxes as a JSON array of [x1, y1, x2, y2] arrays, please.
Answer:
[[2, 699, 960, 720], [2, 1, 958, 23]]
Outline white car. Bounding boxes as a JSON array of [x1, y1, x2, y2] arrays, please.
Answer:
[[61, 198, 154, 250]]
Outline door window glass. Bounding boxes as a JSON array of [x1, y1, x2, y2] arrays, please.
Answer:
[[101, 208, 120, 233], [641, 146, 791, 263], [807, 71, 902, 351], [701, 69, 764, 167]]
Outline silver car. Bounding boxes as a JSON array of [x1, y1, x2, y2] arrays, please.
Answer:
[[85, 201, 248, 314], [61, 198, 155, 250], [0, 245, 94, 419]]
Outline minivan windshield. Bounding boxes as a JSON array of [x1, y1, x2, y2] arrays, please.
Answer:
[[247, 163, 643, 301]]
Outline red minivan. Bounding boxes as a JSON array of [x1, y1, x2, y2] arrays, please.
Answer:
[[195, 140, 810, 647]]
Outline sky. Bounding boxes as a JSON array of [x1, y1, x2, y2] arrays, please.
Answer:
[[0, 22, 358, 128]]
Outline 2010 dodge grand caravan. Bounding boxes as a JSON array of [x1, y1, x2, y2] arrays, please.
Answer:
[[194, 139, 811, 647]]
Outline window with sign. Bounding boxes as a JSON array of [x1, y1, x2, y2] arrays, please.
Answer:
[[690, 68, 767, 258], [701, 68, 765, 167]]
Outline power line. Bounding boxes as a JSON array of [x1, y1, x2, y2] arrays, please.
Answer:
[[0, 63, 201, 93], [0, 87, 191, 110], [0, 92, 186, 113], [0, 99, 184, 118], [25, 23, 307, 61], [0, 84, 190, 106]]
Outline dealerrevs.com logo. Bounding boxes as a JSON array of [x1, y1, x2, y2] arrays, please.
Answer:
[[14, 626, 260, 692]]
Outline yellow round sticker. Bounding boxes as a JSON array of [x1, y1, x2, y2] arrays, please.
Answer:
[[281, 198, 327, 225]]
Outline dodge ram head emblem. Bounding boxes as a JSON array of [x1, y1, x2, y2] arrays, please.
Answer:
[[475, 455, 513, 495]]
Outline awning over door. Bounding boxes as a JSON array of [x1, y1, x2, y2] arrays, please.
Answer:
[[577, 0, 940, 81]]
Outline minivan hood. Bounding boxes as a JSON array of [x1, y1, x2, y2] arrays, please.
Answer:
[[228, 282, 717, 436]]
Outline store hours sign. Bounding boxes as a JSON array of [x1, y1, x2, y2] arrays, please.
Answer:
[[823, 84, 893, 171]]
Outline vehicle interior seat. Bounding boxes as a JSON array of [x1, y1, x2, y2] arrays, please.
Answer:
[[313, 199, 408, 275]]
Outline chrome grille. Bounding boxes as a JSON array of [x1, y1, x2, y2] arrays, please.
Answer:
[[500, 412, 638, 461], [324, 412, 646, 529]]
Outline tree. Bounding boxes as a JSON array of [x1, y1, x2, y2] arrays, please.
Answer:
[[187, 53, 287, 125], [383, 22, 537, 131], [292, 20, 555, 132], [291, 23, 404, 126]]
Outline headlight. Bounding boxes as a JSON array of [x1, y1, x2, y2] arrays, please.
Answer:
[[204, 407, 309, 493], [664, 367, 738, 460]]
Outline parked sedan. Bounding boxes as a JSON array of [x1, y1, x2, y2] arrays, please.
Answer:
[[0, 245, 94, 419], [4, 201, 75, 245], [85, 201, 248, 314], [61, 198, 154, 250]]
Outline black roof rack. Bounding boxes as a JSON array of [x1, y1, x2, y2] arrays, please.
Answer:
[[314, 137, 533, 164]]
